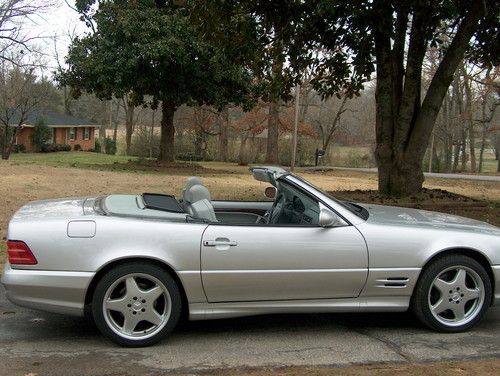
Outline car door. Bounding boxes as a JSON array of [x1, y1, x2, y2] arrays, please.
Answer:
[[201, 183, 368, 303]]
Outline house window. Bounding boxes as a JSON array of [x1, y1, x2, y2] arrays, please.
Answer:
[[68, 127, 76, 141], [84, 127, 90, 140]]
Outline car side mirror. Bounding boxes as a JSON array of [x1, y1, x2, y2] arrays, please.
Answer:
[[264, 186, 277, 199], [319, 208, 338, 227]]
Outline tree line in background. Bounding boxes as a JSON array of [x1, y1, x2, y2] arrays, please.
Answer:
[[0, 0, 499, 196]]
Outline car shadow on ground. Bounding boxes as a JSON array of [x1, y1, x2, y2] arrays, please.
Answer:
[[177, 311, 423, 334], [1, 307, 424, 343]]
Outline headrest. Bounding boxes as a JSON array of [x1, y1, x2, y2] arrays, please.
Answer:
[[184, 184, 211, 204], [185, 176, 203, 191]]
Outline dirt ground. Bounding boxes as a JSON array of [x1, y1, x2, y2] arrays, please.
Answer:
[[197, 359, 500, 376]]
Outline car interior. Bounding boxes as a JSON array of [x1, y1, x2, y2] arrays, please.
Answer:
[[180, 176, 321, 226]]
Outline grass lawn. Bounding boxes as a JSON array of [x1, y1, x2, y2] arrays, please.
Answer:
[[9, 151, 138, 167]]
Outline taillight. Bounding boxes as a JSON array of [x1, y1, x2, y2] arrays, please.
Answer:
[[7, 240, 38, 265]]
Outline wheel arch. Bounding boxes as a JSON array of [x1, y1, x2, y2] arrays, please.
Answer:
[[419, 247, 495, 305], [84, 256, 189, 318]]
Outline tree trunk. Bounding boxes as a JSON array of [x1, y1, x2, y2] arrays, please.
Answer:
[[1, 124, 9, 160], [194, 127, 207, 159], [218, 106, 229, 162], [265, 101, 279, 164], [442, 94, 453, 172], [463, 70, 476, 172], [460, 126, 467, 171], [63, 86, 72, 116], [478, 92, 488, 172], [1, 125, 18, 160], [265, 33, 285, 165], [110, 97, 119, 144], [159, 101, 176, 162], [150, 110, 156, 159], [238, 134, 249, 165], [378, 154, 425, 196], [125, 103, 134, 156], [372, 0, 483, 196]]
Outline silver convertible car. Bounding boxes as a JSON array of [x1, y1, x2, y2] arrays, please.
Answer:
[[2, 166, 499, 346]]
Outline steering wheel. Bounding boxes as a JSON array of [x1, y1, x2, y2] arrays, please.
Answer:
[[267, 193, 285, 224]]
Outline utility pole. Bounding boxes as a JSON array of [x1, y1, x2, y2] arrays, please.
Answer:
[[291, 84, 300, 172], [429, 131, 434, 173]]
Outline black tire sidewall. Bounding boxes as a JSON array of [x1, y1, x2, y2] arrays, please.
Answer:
[[412, 255, 492, 332], [92, 262, 182, 347]]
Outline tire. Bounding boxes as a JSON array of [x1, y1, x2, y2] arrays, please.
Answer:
[[92, 262, 182, 347], [412, 255, 491, 332]]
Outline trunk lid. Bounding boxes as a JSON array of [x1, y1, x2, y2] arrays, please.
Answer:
[[11, 198, 87, 221]]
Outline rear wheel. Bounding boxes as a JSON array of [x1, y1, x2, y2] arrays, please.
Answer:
[[92, 262, 182, 347], [412, 255, 491, 332]]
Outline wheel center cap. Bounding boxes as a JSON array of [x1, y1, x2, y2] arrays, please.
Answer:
[[451, 292, 460, 302], [132, 301, 143, 311]]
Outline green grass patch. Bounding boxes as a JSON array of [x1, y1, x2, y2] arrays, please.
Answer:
[[8, 152, 238, 176], [9, 152, 138, 168]]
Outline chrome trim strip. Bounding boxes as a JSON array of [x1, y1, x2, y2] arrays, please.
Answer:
[[369, 267, 421, 272], [202, 269, 367, 274]]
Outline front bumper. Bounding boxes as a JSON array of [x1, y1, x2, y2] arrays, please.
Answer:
[[494, 265, 500, 306], [1, 263, 95, 317]]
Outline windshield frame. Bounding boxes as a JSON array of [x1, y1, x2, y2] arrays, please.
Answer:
[[284, 174, 369, 221]]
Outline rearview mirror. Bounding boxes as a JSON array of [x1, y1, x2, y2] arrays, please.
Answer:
[[264, 186, 277, 199], [319, 208, 338, 227]]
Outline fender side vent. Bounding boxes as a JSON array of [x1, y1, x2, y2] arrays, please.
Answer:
[[375, 277, 409, 289], [384, 282, 406, 287]]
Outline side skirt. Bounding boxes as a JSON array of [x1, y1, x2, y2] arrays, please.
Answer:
[[188, 296, 410, 321]]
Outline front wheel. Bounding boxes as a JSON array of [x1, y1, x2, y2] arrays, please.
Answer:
[[92, 262, 182, 347], [412, 255, 491, 332]]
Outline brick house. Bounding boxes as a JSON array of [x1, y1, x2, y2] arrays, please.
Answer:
[[9, 110, 101, 151]]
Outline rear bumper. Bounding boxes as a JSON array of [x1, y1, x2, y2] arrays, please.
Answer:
[[493, 265, 500, 306], [1, 263, 94, 317]]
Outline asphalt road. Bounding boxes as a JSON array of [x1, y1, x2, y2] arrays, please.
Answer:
[[302, 166, 500, 182], [1, 284, 499, 376]]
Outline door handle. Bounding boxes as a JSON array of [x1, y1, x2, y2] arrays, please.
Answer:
[[204, 239, 238, 247]]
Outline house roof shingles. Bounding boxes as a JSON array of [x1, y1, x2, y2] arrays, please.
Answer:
[[8, 109, 100, 128]]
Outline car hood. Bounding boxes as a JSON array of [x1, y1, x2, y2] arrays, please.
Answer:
[[361, 203, 500, 235]]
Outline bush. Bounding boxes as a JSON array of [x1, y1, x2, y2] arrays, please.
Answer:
[[130, 126, 160, 158], [94, 138, 102, 152], [105, 137, 117, 155], [73, 144, 82, 151], [31, 118, 52, 151], [40, 143, 71, 153], [176, 152, 204, 161], [93, 137, 116, 154], [12, 144, 26, 153]]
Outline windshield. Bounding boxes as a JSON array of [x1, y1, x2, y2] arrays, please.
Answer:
[[288, 174, 369, 220]]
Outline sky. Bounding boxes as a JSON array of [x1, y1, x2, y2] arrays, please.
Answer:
[[23, 0, 87, 74]]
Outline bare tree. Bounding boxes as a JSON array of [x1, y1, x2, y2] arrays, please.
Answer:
[[0, 64, 49, 159], [307, 90, 353, 164], [0, 0, 55, 66]]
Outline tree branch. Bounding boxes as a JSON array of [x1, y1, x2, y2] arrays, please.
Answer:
[[407, 0, 485, 157]]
